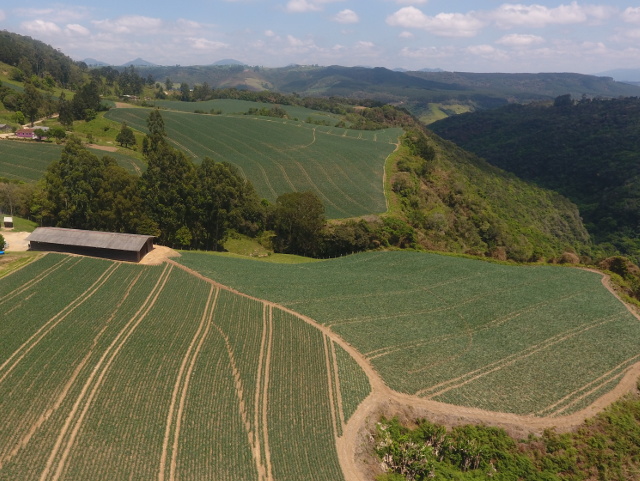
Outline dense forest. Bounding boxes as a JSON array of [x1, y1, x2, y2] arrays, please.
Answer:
[[430, 96, 640, 261]]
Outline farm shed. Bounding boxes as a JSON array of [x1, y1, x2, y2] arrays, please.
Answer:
[[3, 216, 13, 228], [26, 227, 155, 262]]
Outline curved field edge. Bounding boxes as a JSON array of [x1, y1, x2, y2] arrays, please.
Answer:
[[105, 108, 400, 219], [0, 253, 373, 481], [175, 250, 640, 420]]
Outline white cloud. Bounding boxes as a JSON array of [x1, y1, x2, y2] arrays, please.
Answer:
[[622, 7, 640, 24], [284, 0, 343, 13], [399, 31, 414, 38], [92, 16, 163, 34], [265, 30, 276, 37], [188, 37, 228, 50], [14, 6, 89, 23], [394, 0, 428, 4], [399, 46, 455, 59], [488, 2, 613, 29], [64, 24, 90, 36], [496, 33, 545, 47], [0, 10, 6, 21], [387, 7, 484, 37], [21, 20, 62, 35], [332, 9, 359, 24]]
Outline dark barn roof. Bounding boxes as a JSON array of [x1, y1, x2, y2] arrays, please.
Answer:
[[26, 228, 155, 262]]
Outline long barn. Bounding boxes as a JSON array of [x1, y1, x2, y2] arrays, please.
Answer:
[[26, 227, 155, 263]]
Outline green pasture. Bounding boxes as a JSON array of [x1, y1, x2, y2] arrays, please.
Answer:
[[0, 254, 368, 480], [0, 140, 145, 181], [106, 108, 401, 218], [178, 250, 640, 416]]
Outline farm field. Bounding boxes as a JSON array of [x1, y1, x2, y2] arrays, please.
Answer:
[[0, 254, 369, 480], [105, 108, 401, 218], [178, 250, 640, 416], [0, 141, 144, 181], [149, 99, 343, 125]]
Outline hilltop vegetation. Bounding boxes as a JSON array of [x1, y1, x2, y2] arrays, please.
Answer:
[[431, 96, 640, 261]]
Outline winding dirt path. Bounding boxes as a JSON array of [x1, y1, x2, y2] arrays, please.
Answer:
[[168, 259, 640, 481]]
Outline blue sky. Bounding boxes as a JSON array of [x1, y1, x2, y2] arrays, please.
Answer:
[[1, 1, 640, 73]]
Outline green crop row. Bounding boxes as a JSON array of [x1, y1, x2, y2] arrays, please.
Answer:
[[178, 250, 640, 416], [0, 254, 357, 480]]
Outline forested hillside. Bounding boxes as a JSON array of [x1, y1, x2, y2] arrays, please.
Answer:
[[430, 96, 640, 260]]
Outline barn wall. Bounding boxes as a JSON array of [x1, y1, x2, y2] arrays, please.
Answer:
[[29, 241, 142, 263]]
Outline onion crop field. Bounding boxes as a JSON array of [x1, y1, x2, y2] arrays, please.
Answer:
[[149, 99, 343, 126], [105, 108, 401, 218], [0, 141, 145, 181], [178, 250, 640, 417], [0, 254, 370, 480]]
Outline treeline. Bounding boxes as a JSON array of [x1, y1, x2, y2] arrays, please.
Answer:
[[0, 30, 84, 88], [430, 95, 640, 261], [374, 392, 640, 480]]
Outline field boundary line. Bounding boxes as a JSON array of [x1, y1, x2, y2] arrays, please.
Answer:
[[418, 314, 621, 399], [168, 287, 219, 481], [158, 284, 217, 481], [331, 340, 346, 430], [0, 255, 71, 306], [0, 262, 119, 386], [0, 269, 143, 469], [39, 264, 173, 481], [323, 334, 340, 439], [262, 306, 274, 481]]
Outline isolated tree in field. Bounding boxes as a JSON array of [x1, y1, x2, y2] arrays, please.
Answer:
[[116, 122, 136, 148], [57, 92, 74, 128], [272, 191, 325, 256], [147, 109, 166, 138]]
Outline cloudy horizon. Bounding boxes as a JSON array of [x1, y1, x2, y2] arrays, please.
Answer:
[[1, 1, 640, 75]]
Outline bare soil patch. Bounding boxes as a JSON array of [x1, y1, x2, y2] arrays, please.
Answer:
[[86, 144, 118, 152], [1, 231, 30, 251], [140, 245, 180, 265]]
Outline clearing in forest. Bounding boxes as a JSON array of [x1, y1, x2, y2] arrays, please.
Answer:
[[178, 250, 640, 417], [0, 254, 370, 480], [105, 107, 401, 218]]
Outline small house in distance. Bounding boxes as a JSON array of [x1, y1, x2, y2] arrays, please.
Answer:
[[3, 216, 13, 228], [26, 227, 155, 263]]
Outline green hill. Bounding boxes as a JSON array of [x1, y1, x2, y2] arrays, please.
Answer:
[[430, 96, 640, 260]]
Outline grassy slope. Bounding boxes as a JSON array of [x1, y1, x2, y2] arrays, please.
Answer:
[[178, 250, 640, 416], [0, 254, 366, 480], [105, 107, 401, 218], [0, 140, 145, 181]]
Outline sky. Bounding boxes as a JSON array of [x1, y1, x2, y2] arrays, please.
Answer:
[[1, 1, 640, 74]]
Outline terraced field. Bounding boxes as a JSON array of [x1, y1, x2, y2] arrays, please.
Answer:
[[105, 108, 401, 218], [0, 141, 144, 181], [0, 254, 369, 480], [178, 250, 640, 417]]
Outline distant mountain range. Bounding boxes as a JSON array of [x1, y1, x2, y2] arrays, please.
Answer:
[[82, 58, 247, 68]]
